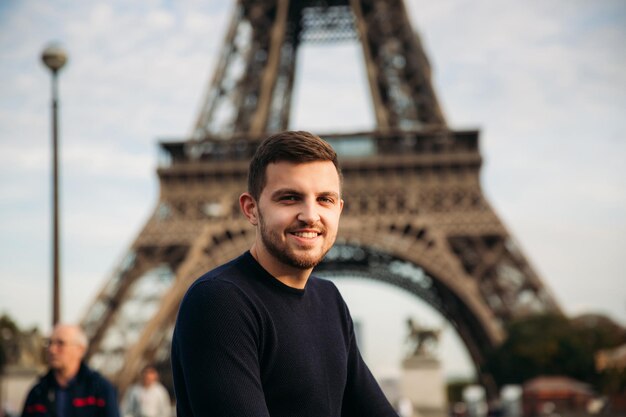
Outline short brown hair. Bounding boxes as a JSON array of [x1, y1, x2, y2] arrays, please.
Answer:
[[247, 131, 341, 200]]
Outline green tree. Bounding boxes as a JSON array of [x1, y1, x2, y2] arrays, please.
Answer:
[[0, 313, 20, 372], [447, 378, 476, 403], [485, 313, 626, 393]]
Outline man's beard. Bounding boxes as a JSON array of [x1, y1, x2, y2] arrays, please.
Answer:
[[258, 211, 332, 270]]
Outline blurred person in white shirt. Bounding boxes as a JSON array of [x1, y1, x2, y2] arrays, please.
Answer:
[[123, 365, 171, 417]]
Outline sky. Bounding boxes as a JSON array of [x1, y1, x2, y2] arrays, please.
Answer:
[[1, 0, 625, 380]]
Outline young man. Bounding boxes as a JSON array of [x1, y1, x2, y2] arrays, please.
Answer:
[[122, 365, 171, 417], [21, 324, 120, 417], [171, 131, 399, 417]]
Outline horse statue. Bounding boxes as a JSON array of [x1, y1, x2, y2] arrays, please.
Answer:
[[405, 318, 441, 357]]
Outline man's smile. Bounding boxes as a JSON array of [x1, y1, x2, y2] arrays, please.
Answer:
[[291, 231, 319, 238]]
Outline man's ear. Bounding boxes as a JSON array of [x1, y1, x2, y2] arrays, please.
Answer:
[[239, 192, 259, 225]]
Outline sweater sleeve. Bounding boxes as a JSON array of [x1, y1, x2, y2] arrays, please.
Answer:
[[341, 305, 400, 417], [172, 278, 271, 417]]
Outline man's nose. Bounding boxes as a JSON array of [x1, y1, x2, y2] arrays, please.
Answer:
[[297, 201, 321, 224]]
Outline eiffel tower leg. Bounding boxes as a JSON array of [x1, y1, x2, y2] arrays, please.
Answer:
[[193, 0, 296, 136], [249, 0, 290, 134], [192, 4, 247, 138], [353, 0, 447, 129], [350, 0, 391, 130]]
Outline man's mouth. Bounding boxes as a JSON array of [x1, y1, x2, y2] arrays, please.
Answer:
[[291, 231, 320, 238]]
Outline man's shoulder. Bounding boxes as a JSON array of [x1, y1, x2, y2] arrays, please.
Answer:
[[24, 371, 52, 398], [192, 253, 249, 286], [78, 364, 116, 390], [184, 253, 258, 300], [186, 268, 248, 301], [177, 254, 264, 322]]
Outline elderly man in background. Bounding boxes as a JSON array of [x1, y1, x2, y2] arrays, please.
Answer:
[[21, 324, 119, 417], [122, 365, 171, 417]]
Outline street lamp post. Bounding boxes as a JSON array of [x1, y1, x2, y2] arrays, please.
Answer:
[[41, 44, 68, 327]]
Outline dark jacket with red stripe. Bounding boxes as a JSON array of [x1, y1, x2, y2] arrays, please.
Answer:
[[21, 362, 120, 417]]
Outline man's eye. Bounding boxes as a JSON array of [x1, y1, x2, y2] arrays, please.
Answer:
[[280, 195, 299, 201], [319, 197, 334, 204]]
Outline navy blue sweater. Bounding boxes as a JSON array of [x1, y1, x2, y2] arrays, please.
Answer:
[[171, 251, 398, 417]]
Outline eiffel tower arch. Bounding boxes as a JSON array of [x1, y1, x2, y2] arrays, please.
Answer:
[[81, 0, 561, 398]]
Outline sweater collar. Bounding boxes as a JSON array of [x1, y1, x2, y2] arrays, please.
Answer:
[[241, 251, 307, 296]]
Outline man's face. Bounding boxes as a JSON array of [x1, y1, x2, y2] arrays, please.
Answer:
[[142, 368, 158, 387], [255, 160, 343, 271], [47, 326, 85, 373]]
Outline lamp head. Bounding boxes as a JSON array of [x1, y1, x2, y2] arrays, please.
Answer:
[[42, 44, 68, 73]]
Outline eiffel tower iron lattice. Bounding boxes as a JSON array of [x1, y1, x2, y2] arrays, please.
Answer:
[[81, 0, 561, 397]]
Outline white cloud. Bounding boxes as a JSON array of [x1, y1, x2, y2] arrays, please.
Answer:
[[146, 9, 175, 30], [63, 144, 154, 178], [0, 142, 48, 172]]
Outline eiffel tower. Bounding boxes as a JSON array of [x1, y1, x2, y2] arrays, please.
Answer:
[[81, 0, 561, 397]]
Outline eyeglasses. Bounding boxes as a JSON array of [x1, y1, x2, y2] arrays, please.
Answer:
[[44, 339, 77, 349]]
